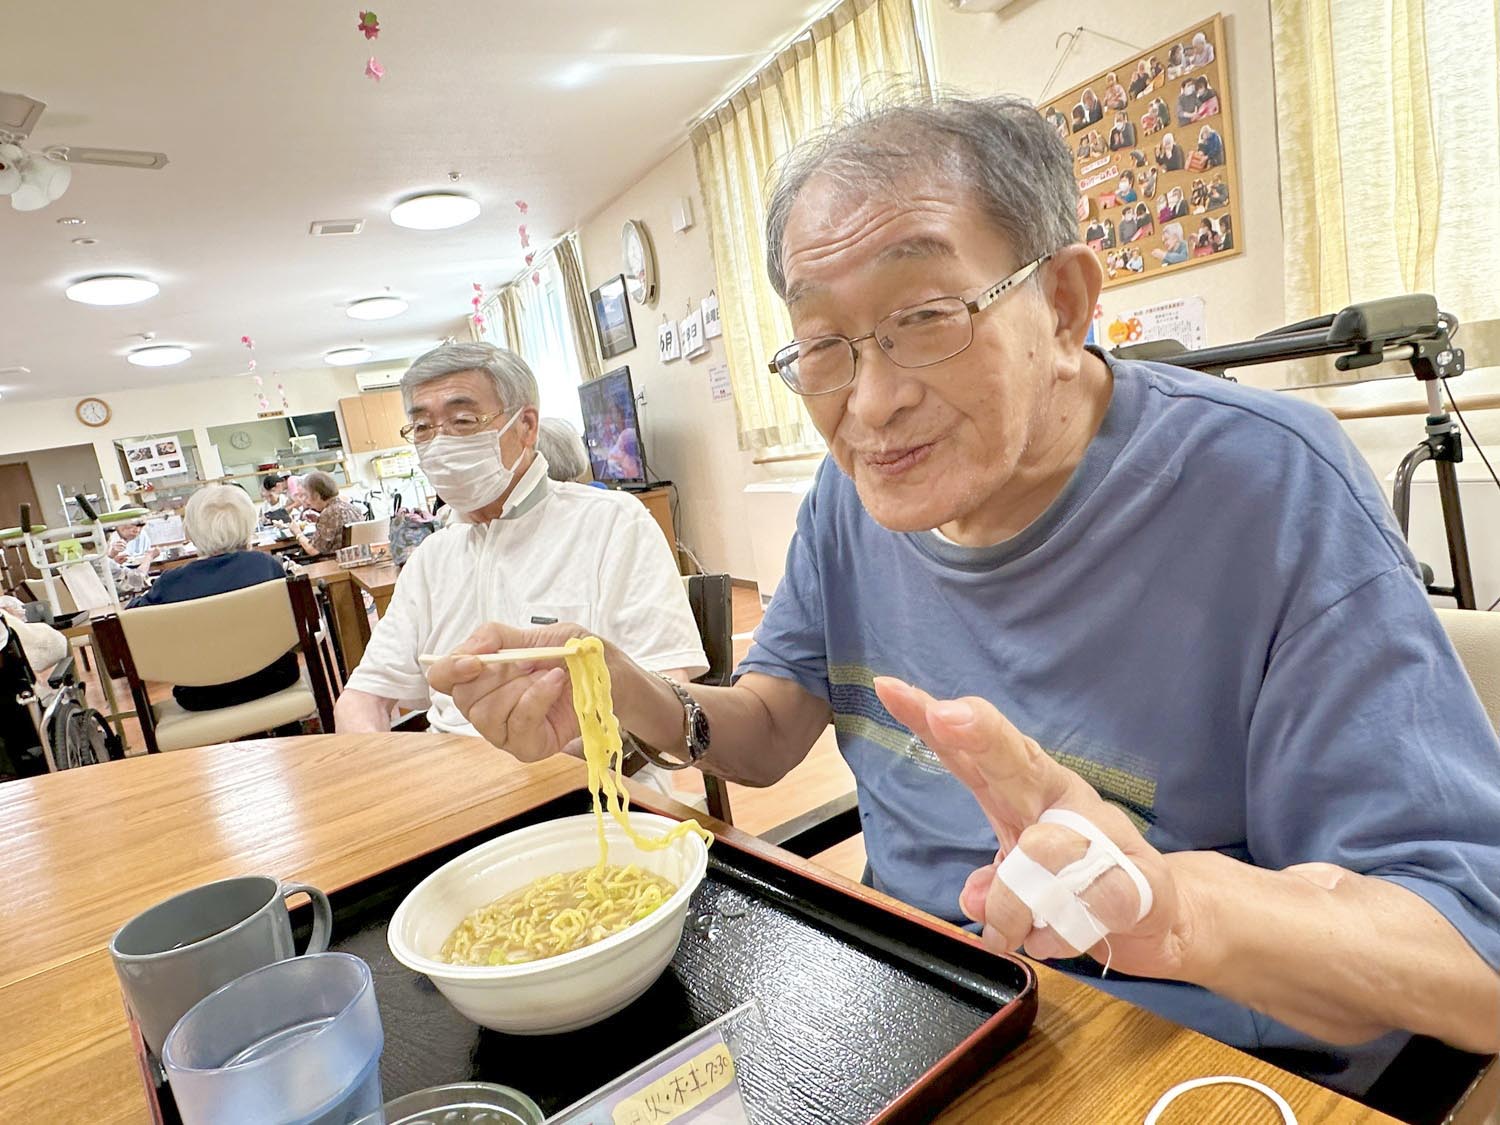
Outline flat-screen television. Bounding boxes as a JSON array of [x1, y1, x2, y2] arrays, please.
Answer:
[[579, 366, 646, 484]]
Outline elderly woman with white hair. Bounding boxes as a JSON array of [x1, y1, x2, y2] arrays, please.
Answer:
[[129, 485, 299, 711], [535, 417, 592, 483]]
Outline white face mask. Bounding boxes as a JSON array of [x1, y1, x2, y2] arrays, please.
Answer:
[[416, 409, 526, 514]]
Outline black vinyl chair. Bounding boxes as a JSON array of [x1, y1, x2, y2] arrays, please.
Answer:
[[683, 573, 735, 824]]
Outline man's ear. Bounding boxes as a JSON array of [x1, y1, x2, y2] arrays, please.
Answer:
[[520, 405, 541, 445], [1043, 243, 1104, 353]]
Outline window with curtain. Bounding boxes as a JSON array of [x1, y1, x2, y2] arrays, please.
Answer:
[[472, 234, 598, 429], [1271, 0, 1500, 362], [691, 0, 930, 452]]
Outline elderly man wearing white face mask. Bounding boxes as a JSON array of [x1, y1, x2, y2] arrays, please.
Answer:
[[335, 343, 707, 750]]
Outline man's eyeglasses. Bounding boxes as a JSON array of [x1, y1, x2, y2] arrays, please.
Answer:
[[768, 255, 1052, 397], [399, 411, 503, 445]]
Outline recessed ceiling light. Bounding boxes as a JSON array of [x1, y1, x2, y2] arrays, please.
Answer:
[[72, 237, 98, 246], [127, 344, 191, 367], [324, 346, 373, 366], [346, 295, 409, 321], [65, 275, 160, 306], [55, 216, 85, 226], [389, 193, 481, 231]]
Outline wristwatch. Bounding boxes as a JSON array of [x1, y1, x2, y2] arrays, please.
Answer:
[[626, 673, 710, 771]]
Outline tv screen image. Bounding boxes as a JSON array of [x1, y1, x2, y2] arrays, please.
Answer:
[[578, 367, 646, 484]]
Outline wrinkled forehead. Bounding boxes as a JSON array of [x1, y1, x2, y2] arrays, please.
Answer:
[[407, 369, 503, 416], [780, 166, 1006, 302]]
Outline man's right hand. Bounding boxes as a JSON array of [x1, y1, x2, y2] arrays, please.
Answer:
[[425, 622, 594, 762]]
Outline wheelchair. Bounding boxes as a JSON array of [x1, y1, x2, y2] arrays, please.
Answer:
[[0, 605, 122, 781]]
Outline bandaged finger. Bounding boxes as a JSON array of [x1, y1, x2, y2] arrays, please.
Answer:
[[993, 808, 1153, 951]]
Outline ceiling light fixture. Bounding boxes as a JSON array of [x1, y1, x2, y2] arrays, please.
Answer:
[[389, 192, 480, 231], [55, 216, 85, 225], [324, 346, 373, 366], [127, 344, 191, 367], [71, 236, 97, 246], [65, 275, 159, 306], [346, 295, 408, 321]]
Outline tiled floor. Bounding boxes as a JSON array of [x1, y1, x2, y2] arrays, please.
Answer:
[[68, 585, 866, 879]]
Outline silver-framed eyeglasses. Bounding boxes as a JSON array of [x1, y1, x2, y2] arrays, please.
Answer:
[[399, 411, 503, 445], [768, 254, 1052, 397]]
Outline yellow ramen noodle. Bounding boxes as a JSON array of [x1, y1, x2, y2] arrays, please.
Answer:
[[439, 637, 712, 966], [440, 863, 677, 965]]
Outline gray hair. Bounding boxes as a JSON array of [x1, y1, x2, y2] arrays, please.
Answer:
[[400, 342, 539, 413], [765, 92, 1079, 299], [536, 417, 590, 482], [184, 485, 257, 557], [304, 470, 339, 501]]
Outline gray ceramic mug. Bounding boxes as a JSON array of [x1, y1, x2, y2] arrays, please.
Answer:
[[109, 875, 332, 1058]]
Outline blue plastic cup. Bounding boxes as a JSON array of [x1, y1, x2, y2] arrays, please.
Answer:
[[162, 951, 383, 1125]]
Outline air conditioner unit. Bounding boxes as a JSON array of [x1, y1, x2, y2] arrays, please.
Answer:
[[355, 368, 402, 392], [946, 0, 1015, 11]]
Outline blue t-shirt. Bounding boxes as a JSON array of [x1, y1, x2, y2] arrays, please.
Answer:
[[738, 353, 1500, 1094]]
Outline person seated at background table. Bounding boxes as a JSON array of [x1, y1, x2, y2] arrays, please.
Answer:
[[129, 486, 299, 711], [536, 417, 592, 484], [108, 521, 158, 568], [430, 93, 1500, 1098], [259, 472, 291, 521], [335, 343, 706, 767], [288, 471, 361, 558]]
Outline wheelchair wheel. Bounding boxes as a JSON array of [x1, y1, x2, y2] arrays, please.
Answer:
[[47, 696, 117, 769]]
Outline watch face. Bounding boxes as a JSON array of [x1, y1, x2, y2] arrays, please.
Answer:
[[688, 705, 711, 755]]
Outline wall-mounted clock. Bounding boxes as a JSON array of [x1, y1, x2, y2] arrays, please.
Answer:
[[621, 219, 657, 306], [230, 430, 253, 450], [76, 397, 111, 427]]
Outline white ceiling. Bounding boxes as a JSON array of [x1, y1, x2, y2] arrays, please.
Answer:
[[0, 0, 824, 402]]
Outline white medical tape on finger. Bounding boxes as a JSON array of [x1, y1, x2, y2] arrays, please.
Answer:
[[1144, 1076, 1297, 1124], [993, 807, 1154, 953]]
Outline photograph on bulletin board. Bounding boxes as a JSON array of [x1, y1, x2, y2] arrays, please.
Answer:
[[1040, 13, 1240, 291]]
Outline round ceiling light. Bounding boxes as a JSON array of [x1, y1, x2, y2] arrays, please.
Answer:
[[127, 344, 191, 367], [346, 295, 409, 320], [324, 346, 373, 366], [65, 275, 160, 306], [389, 193, 481, 231]]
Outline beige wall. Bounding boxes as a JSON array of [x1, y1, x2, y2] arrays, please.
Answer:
[[576, 142, 763, 579]]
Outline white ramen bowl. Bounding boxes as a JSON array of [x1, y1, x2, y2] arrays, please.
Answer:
[[387, 813, 710, 1035]]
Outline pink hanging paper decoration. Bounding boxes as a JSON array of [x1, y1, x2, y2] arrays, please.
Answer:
[[242, 336, 265, 410], [531, 271, 541, 286], [524, 251, 535, 267], [365, 57, 386, 82], [471, 282, 485, 331], [277, 381, 290, 411], [518, 224, 530, 249], [358, 10, 380, 38], [515, 200, 529, 214]]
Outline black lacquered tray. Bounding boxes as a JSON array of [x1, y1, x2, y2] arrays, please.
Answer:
[[150, 788, 1038, 1124]]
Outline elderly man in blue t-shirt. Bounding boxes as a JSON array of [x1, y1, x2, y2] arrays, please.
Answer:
[[429, 95, 1500, 1094]]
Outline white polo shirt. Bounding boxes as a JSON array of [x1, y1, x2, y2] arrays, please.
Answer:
[[345, 455, 706, 735]]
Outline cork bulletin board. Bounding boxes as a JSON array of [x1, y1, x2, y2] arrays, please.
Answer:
[[1040, 14, 1242, 290]]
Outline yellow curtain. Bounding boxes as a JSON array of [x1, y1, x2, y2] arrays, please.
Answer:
[[691, 0, 929, 450], [497, 288, 526, 357], [1271, 0, 1500, 374], [554, 234, 602, 383]]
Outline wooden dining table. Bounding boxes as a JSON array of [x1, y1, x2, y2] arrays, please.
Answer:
[[0, 733, 1464, 1124]]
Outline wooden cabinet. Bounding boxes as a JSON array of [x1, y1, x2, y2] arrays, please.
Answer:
[[634, 486, 682, 573], [339, 391, 407, 453]]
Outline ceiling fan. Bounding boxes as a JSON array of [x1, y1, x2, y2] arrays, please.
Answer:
[[0, 91, 168, 212]]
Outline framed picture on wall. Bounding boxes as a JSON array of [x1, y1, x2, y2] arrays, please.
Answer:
[[1039, 13, 1241, 291], [590, 274, 637, 360]]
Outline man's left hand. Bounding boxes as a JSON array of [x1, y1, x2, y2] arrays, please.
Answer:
[[874, 677, 1205, 980]]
